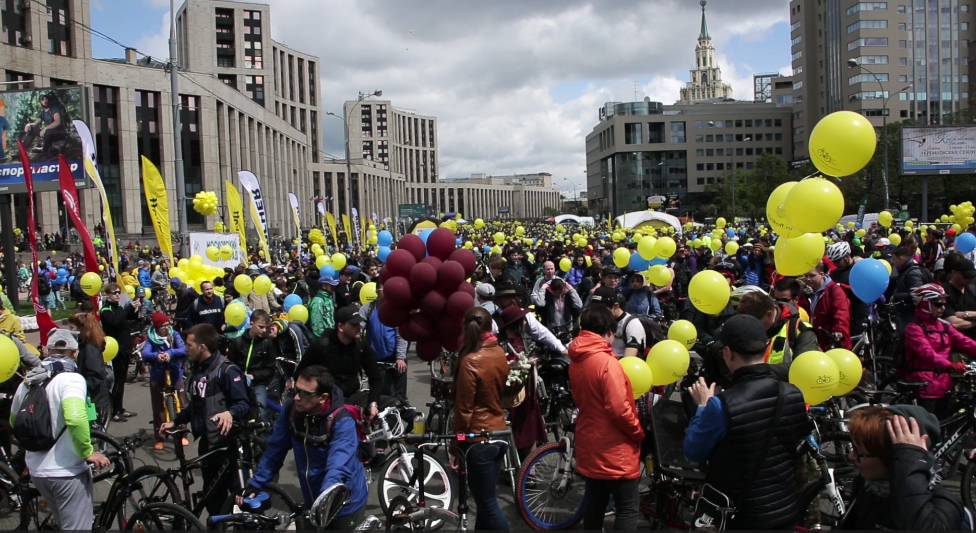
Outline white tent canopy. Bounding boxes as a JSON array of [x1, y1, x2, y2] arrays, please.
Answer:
[[614, 211, 683, 233], [553, 214, 595, 226]]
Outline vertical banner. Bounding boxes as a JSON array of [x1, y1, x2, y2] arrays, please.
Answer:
[[140, 156, 174, 261], [73, 120, 121, 285], [351, 207, 362, 250], [288, 192, 302, 257], [326, 212, 339, 249], [18, 141, 57, 344], [341, 214, 353, 248], [225, 180, 248, 261], [237, 170, 272, 263], [316, 201, 326, 232], [58, 155, 100, 308]]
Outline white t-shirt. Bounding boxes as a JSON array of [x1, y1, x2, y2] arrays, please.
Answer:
[[613, 313, 646, 358], [11, 372, 90, 477]]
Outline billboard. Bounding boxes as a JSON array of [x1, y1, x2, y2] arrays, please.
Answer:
[[187, 232, 242, 269], [900, 126, 976, 175], [398, 203, 425, 218], [0, 86, 89, 193]]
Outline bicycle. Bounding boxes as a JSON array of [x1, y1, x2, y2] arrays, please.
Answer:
[[162, 369, 183, 425], [385, 428, 514, 532], [208, 481, 383, 531]]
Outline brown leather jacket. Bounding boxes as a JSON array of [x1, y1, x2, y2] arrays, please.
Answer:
[[453, 340, 509, 440]]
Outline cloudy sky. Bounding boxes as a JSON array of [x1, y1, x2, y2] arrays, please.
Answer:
[[90, 0, 792, 198]]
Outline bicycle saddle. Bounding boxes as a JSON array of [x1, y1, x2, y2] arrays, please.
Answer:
[[893, 380, 929, 393]]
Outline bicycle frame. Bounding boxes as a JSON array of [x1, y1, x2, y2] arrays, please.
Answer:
[[165, 429, 253, 517], [163, 370, 182, 423]]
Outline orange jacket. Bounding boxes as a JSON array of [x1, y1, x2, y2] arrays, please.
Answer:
[[568, 331, 645, 480]]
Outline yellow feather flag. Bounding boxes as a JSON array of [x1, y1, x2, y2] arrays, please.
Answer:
[[326, 212, 339, 249], [341, 214, 353, 248], [140, 156, 174, 261], [225, 180, 249, 260]]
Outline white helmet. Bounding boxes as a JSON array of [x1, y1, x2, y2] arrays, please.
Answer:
[[826, 242, 851, 262]]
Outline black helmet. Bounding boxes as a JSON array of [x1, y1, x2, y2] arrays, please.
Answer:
[[602, 265, 621, 278]]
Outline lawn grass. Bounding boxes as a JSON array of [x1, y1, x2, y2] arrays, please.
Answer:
[[16, 298, 76, 321]]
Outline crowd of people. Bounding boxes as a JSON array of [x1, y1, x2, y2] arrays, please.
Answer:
[[1, 216, 975, 530]]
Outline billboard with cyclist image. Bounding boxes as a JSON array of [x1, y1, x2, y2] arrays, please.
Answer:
[[0, 85, 89, 193]]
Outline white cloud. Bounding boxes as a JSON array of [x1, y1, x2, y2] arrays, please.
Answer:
[[133, 10, 170, 62]]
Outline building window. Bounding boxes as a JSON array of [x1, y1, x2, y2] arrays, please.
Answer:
[[94, 85, 122, 226], [850, 90, 889, 101], [848, 38, 888, 50], [963, 22, 970, 31], [846, 2, 887, 15], [847, 20, 888, 33], [218, 74, 237, 90], [624, 123, 642, 144], [791, 20, 801, 31], [696, 149, 704, 156], [243, 10, 263, 69], [849, 73, 889, 85], [308, 62, 316, 105], [670, 122, 686, 143], [215, 7, 234, 67], [963, 4, 970, 12], [180, 95, 204, 226], [855, 55, 889, 64], [1, 0, 28, 46], [863, 108, 890, 116], [244, 75, 264, 106], [648, 123, 665, 143], [697, 178, 705, 185], [792, 35, 802, 46], [311, 111, 319, 162], [46, 0, 70, 56], [706, 149, 714, 156], [898, 4, 906, 12], [297, 58, 305, 104], [792, 50, 803, 60], [774, 119, 783, 127], [898, 40, 907, 48], [899, 57, 908, 65], [135, 90, 162, 227]]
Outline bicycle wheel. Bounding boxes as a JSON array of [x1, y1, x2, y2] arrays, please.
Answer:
[[0, 462, 24, 531], [517, 441, 587, 530], [218, 482, 308, 531], [164, 395, 177, 423], [378, 450, 454, 530], [90, 430, 132, 512], [124, 501, 206, 531], [115, 465, 181, 530], [961, 457, 976, 512], [18, 485, 57, 530], [794, 478, 849, 530]]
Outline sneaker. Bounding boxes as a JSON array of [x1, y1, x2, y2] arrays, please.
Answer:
[[119, 410, 138, 418], [111, 414, 127, 423], [153, 442, 164, 450]]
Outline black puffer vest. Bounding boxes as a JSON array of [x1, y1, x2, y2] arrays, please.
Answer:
[[705, 364, 809, 530]]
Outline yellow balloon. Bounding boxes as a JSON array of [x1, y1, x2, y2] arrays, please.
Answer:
[[879, 258, 892, 275], [331, 253, 347, 270], [189, 255, 204, 270], [668, 320, 698, 350], [253, 275, 273, 296], [766, 181, 799, 237], [169, 267, 184, 280], [646, 340, 690, 386], [725, 241, 739, 256], [81, 272, 102, 296], [360, 282, 378, 305], [234, 274, 253, 295], [692, 238, 702, 248], [637, 236, 657, 260], [0, 336, 18, 381], [316, 255, 331, 269], [825, 348, 863, 396], [576, 238, 587, 248], [855, 229, 867, 238], [125, 285, 136, 298], [464, 241, 473, 249], [904, 220, 914, 229], [177, 258, 190, 270], [654, 236, 676, 259], [808, 110, 877, 177], [288, 304, 309, 323], [205, 246, 219, 262], [789, 351, 840, 405], [559, 257, 572, 272], [774, 233, 826, 276], [878, 211, 893, 227], [225, 302, 247, 327], [648, 264, 671, 286], [709, 238, 723, 252], [888, 233, 902, 246], [716, 217, 727, 228], [145, 288, 153, 300], [103, 336, 119, 362], [219, 245, 234, 261], [613, 247, 630, 268], [689, 270, 731, 315], [783, 177, 845, 234], [515, 226, 525, 236], [474, 218, 485, 229], [619, 356, 654, 400], [847, 222, 856, 229]]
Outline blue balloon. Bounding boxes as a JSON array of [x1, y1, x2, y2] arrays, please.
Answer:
[[629, 253, 650, 271], [57, 268, 68, 278], [283, 294, 303, 312], [483, 246, 491, 254], [649, 257, 668, 266], [727, 229, 735, 237], [456, 238, 462, 246], [418, 229, 434, 245], [849, 258, 890, 303], [377, 230, 393, 247], [377, 246, 392, 262], [705, 233, 712, 238], [855, 222, 862, 229], [956, 232, 976, 254], [319, 265, 336, 278]]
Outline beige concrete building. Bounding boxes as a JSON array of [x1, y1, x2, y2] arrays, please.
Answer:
[[424, 173, 562, 220], [585, 100, 793, 218], [789, 0, 974, 158], [1, 0, 322, 242], [679, 1, 734, 104]]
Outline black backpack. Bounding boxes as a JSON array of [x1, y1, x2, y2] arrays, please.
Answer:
[[13, 363, 71, 452], [622, 315, 667, 358], [36, 274, 51, 296]]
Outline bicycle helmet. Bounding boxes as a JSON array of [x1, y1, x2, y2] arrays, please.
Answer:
[[826, 242, 851, 262], [911, 282, 947, 308], [602, 265, 621, 278], [730, 285, 766, 307]]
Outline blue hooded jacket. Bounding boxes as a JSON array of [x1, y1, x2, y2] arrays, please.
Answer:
[[142, 330, 186, 384], [248, 387, 367, 516], [138, 267, 152, 288]]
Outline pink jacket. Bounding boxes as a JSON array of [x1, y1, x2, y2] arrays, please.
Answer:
[[903, 307, 976, 398]]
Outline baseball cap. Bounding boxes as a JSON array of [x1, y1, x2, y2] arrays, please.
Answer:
[[170, 277, 182, 288], [46, 328, 78, 351], [135, 286, 146, 298], [318, 274, 339, 286], [718, 315, 769, 356], [589, 286, 622, 307], [475, 282, 495, 298], [334, 305, 365, 325], [340, 266, 358, 277], [875, 238, 891, 247], [948, 257, 976, 279], [741, 242, 754, 248]]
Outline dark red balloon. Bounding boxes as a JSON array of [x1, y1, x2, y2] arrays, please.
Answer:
[[409, 262, 438, 293], [386, 249, 417, 278], [457, 281, 476, 298], [437, 261, 465, 293], [420, 290, 447, 319], [426, 227, 457, 261], [446, 291, 475, 319], [398, 234, 427, 263], [405, 314, 435, 342], [378, 265, 392, 284], [416, 339, 443, 362], [377, 301, 409, 328], [420, 256, 443, 270], [442, 334, 463, 353], [383, 276, 412, 307], [449, 249, 477, 279], [439, 316, 464, 340]]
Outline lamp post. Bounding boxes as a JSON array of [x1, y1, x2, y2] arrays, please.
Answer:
[[326, 89, 382, 221], [847, 59, 912, 211]]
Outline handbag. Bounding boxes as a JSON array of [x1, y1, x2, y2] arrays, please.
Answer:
[[691, 383, 786, 531]]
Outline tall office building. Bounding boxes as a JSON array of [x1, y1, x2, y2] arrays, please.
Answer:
[[790, 0, 974, 157], [679, 1, 734, 104]]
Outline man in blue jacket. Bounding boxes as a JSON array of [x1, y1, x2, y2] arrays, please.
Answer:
[[244, 365, 368, 529], [137, 260, 152, 288]]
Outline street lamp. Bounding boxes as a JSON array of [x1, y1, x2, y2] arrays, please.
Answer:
[[326, 89, 382, 225], [847, 58, 912, 211]]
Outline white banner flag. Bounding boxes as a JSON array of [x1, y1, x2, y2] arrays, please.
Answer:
[[288, 192, 302, 255], [237, 170, 271, 262]]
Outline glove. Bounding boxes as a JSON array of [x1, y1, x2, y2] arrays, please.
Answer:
[[950, 362, 968, 373], [830, 331, 845, 343]]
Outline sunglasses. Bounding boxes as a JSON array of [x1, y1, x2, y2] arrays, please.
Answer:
[[294, 388, 319, 399], [108, 291, 121, 295], [931, 301, 947, 308]]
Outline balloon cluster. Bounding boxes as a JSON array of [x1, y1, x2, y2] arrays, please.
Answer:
[[789, 349, 862, 405], [308, 228, 326, 247], [376, 228, 478, 362], [192, 191, 219, 216], [171, 255, 226, 292], [214, 221, 226, 233], [944, 202, 976, 232]]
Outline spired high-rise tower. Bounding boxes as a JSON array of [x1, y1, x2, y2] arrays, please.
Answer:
[[679, 1, 734, 103]]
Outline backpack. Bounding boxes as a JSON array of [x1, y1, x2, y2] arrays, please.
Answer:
[[622, 315, 667, 358], [212, 358, 260, 422], [288, 402, 376, 463], [13, 364, 71, 452], [70, 278, 85, 301], [36, 275, 51, 296]]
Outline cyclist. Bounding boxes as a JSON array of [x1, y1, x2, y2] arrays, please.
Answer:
[[588, 286, 661, 358], [736, 291, 819, 382], [188, 280, 225, 330], [798, 262, 852, 350], [531, 276, 583, 333], [99, 282, 141, 422], [309, 274, 338, 338], [171, 277, 199, 328], [0, 298, 25, 343], [242, 365, 368, 530], [826, 241, 869, 337], [142, 312, 187, 450], [360, 282, 408, 402], [160, 323, 252, 517], [227, 310, 279, 432]]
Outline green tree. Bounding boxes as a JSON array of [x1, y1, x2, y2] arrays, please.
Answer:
[[703, 154, 794, 220]]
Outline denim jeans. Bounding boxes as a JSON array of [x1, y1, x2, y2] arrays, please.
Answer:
[[582, 476, 640, 531], [252, 384, 270, 436], [461, 441, 510, 530]]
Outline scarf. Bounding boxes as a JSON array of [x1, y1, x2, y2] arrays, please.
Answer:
[[545, 284, 566, 311], [148, 328, 172, 349], [481, 331, 497, 343], [863, 478, 890, 498]]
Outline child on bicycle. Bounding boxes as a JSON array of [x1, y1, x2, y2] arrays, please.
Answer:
[[142, 312, 188, 449]]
